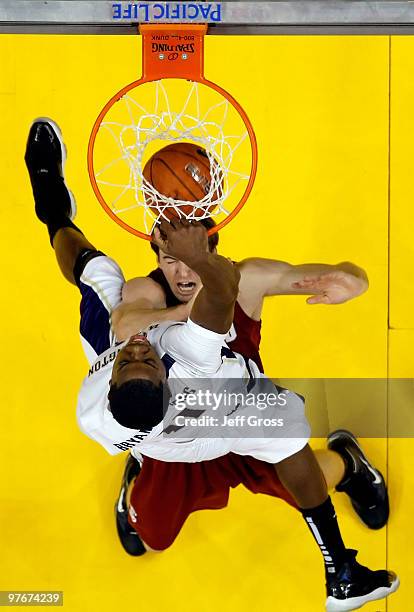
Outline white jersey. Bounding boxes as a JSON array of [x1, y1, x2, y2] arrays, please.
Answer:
[[77, 317, 310, 465]]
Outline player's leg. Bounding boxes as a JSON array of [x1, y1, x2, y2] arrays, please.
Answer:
[[276, 443, 328, 507], [274, 444, 398, 611], [122, 452, 325, 562], [314, 449, 346, 490], [25, 119, 131, 363], [25, 118, 97, 285], [52, 228, 96, 285]]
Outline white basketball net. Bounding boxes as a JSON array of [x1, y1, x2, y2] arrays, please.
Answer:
[[94, 80, 251, 234]]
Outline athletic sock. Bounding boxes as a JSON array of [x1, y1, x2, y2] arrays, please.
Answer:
[[300, 496, 347, 577]]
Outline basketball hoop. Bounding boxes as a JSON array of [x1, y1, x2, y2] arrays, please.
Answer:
[[88, 25, 257, 240]]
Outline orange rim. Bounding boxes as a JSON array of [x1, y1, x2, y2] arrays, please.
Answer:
[[88, 24, 257, 240], [88, 76, 257, 240]]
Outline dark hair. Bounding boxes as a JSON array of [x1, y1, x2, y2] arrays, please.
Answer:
[[150, 217, 219, 257], [108, 379, 165, 430]]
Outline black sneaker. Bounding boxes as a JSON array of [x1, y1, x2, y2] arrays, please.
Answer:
[[326, 549, 399, 611], [115, 453, 146, 556], [327, 430, 389, 529], [24, 118, 76, 223]]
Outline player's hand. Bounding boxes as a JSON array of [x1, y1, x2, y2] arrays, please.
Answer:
[[292, 263, 369, 305], [153, 219, 209, 268]]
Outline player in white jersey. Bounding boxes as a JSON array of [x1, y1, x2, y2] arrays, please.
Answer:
[[77, 250, 310, 465], [25, 119, 399, 612]]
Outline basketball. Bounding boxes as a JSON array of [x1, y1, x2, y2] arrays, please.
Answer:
[[142, 142, 222, 219]]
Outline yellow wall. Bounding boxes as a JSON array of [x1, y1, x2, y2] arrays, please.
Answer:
[[0, 33, 409, 611]]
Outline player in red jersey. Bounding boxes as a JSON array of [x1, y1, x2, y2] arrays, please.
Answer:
[[144, 226, 263, 370], [112, 218, 389, 556]]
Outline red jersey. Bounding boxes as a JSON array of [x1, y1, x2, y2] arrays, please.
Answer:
[[148, 268, 263, 372]]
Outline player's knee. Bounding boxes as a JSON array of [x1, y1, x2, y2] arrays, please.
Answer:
[[142, 540, 165, 553], [141, 532, 176, 552]]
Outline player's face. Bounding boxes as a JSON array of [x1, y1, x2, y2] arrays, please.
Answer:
[[111, 334, 166, 387], [158, 249, 202, 303]]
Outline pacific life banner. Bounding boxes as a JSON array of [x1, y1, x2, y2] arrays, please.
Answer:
[[112, 2, 223, 22]]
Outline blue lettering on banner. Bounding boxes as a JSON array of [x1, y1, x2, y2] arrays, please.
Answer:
[[112, 3, 222, 23], [152, 3, 164, 18]]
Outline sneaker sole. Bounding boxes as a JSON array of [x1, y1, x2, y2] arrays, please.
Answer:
[[30, 116, 77, 220], [326, 576, 400, 611]]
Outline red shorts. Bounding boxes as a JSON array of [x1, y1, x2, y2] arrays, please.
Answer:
[[128, 454, 298, 550]]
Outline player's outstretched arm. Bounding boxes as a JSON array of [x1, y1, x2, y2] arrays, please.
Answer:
[[111, 277, 190, 340], [238, 258, 368, 306], [153, 220, 239, 334]]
